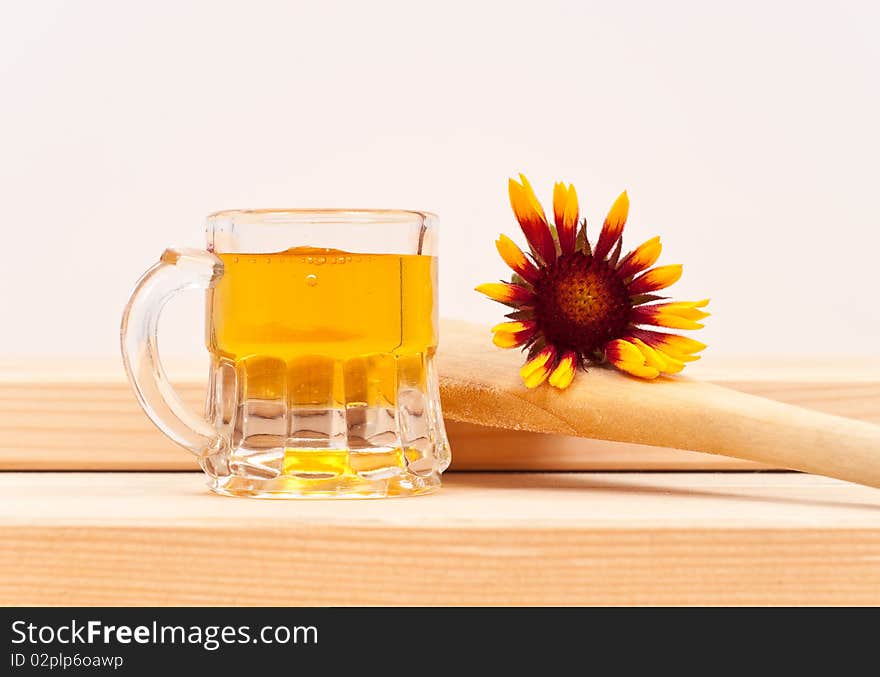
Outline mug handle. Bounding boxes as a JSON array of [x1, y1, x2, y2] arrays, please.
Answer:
[[120, 248, 227, 461]]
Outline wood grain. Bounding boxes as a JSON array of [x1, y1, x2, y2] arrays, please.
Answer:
[[2, 472, 880, 605], [0, 351, 878, 471], [438, 322, 880, 488]]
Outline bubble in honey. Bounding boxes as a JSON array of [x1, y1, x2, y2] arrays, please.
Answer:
[[316, 256, 326, 265], [305, 274, 318, 287]]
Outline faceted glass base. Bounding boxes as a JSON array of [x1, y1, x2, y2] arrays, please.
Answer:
[[209, 469, 440, 499], [201, 349, 451, 499]]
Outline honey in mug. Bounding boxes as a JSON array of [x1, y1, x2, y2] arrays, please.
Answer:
[[205, 248, 444, 489]]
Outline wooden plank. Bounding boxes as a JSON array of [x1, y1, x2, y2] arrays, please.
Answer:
[[437, 322, 880, 489], [1, 472, 879, 605], [0, 357, 877, 471]]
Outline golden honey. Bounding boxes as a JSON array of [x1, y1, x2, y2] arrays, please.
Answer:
[[208, 247, 436, 363], [204, 247, 440, 488]]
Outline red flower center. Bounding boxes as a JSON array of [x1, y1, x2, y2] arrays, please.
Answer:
[[533, 251, 632, 356]]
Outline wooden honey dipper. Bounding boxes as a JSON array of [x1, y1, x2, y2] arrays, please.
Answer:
[[437, 320, 880, 488]]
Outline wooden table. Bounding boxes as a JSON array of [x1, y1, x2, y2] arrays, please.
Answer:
[[1, 359, 879, 605], [2, 472, 879, 605]]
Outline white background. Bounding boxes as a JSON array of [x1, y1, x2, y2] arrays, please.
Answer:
[[1, 1, 878, 364]]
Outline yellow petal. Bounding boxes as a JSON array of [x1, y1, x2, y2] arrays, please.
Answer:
[[492, 320, 528, 333], [491, 321, 535, 349], [655, 349, 685, 374], [548, 352, 577, 389], [563, 184, 579, 231], [614, 360, 660, 379], [632, 338, 665, 370], [637, 332, 706, 363], [518, 173, 546, 221], [492, 332, 520, 348], [496, 234, 527, 268], [608, 338, 642, 363], [656, 299, 710, 319], [662, 307, 709, 321], [522, 364, 552, 388], [519, 347, 556, 388], [495, 234, 537, 281], [553, 182, 568, 228], [632, 339, 684, 375], [552, 182, 579, 254], [553, 182, 578, 229], [650, 333, 707, 357], [650, 315, 705, 330], [509, 177, 546, 229], [606, 190, 629, 229], [508, 176, 556, 263], [475, 282, 511, 303], [475, 281, 532, 306], [629, 264, 683, 294], [619, 236, 662, 276], [594, 190, 630, 259], [520, 348, 553, 379], [605, 338, 660, 380]]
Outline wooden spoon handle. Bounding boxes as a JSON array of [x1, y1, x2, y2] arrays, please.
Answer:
[[438, 320, 880, 488]]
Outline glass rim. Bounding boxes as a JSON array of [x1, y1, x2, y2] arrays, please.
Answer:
[[207, 208, 437, 225]]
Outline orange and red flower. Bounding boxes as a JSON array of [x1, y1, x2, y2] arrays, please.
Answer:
[[477, 174, 708, 389]]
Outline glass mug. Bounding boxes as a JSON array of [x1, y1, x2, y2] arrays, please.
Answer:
[[121, 209, 451, 498]]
